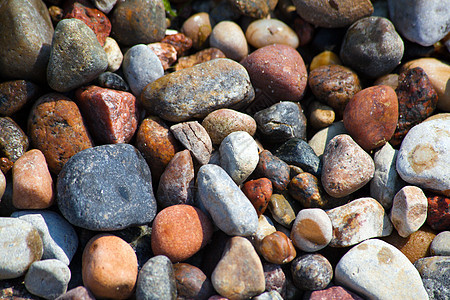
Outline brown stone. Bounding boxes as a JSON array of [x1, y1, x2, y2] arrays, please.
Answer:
[[308, 101, 335, 129], [242, 178, 273, 216], [181, 12, 212, 50], [175, 48, 226, 71], [173, 263, 215, 300], [227, 0, 270, 19], [75, 85, 139, 144], [0, 80, 42, 116], [289, 172, 325, 208], [48, 6, 64, 24], [309, 51, 342, 71], [427, 194, 450, 231], [0, 157, 13, 174], [28, 93, 94, 174], [254, 150, 290, 192], [147, 42, 177, 70], [260, 231, 296, 264], [161, 33, 193, 56], [0, 117, 29, 162], [294, 17, 315, 46], [268, 193, 298, 228]]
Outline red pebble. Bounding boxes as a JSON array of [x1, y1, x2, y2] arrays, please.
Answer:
[[427, 194, 450, 231], [242, 178, 273, 216]]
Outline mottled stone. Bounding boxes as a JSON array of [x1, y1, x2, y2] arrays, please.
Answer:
[[430, 231, 450, 256], [181, 12, 212, 49], [173, 263, 214, 300], [268, 194, 297, 228], [427, 195, 450, 231], [414, 256, 450, 300], [0, 80, 41, 116], [227, 0, 269, 18], [0, 117, 29, 162], [171, 121, 213, 165], [308, 286, 364, 300], [0, 157, 13, 175], [309, 50, 342, 71], [308, 121, 347, 158], [96, 71, 129, 91], [291, 208, 332, 252], [161, 33, 193, 56], [253, 215, 277, 252], [260, 231, 296, 265], [210, 21, 248, 61], [308, 101, 335, 129], [288, 172, 333, 209], [291, 254, 333, 291], [175, 48, 226, 71], [254, 150, 290, 192], [275, 138, 321, 177], [242, 178, 273, 216], [103, 37, 123, 72], [246, 19, 299, 49], [147, 42, 177, 70], [136, 255, 177, 300], [263, 263, 287, 297], [47, 18, 108, 92], [55, 286, 95, 300]]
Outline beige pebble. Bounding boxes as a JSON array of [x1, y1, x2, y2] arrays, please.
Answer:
[[103, 37, 123, 72], [291, 208, 332, 252], [308, 101, 335, 129], [210, 21, 248, 61], [309, 51, 341, 71], [181, 12, 212, 49], [246, 19, 299, 49], [374, 73, 399, 90]]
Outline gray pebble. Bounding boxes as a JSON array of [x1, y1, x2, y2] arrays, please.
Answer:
[[430, 231, 450, 256], [93, 0, 117, 14], [414, 256, 450, 300], [291, 254, 333, 291], [274, 138, 321, 177], [136, 255, 177, 300]]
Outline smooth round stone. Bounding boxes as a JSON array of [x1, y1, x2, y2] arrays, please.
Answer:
[[56, 286, 95, 300], [47, 18, 107, 92], [274, 138, 321, 177], [0, 218, 43, 279], [181, 12, 212, 49], [344, 85, 398, 151], [259, 231, 296, 265], [335, 239, 429, 299], [308, 121, 347, 158], [212, 236, 265, 300], [24, 259, 70, 300], [0, 80, 41, 116], [414, 256, 450, 300], [242, 178, 273, 216], [197, 164, 259, 236], [291, 254, 333, 291], [0, 172, 5, 200], [427, 194, 450, 231], [246, 19, 299, 49], [110, 0, 166, 46], [57, 144, 157, 231], [396, 119, 450, 196], [227, 0, 270, 18], [219, 131, 259, 185], [430, 231, 450, 256], [136, 255, 177, 300], [210, 21, 248, 61], [11, 210, 78, 266], [93, 0, 117, 14], [96, 71, 129, 92], [255, 150, 290, 192], [340, 16, 404, 78], [103, 37, 123, 72], [173, 263, 214, 300], [142, 58, 255, 122], [254, 101, 307, 143], [0, 117, 29, 162], [82, 234, 138, 299], [268, 194, 297, 228], [309, 51, 341, 71], [308, 101, 335, 129], [0, 0, 54, 83], [291, 208, 332, 252], [123, 44, 164, 97]]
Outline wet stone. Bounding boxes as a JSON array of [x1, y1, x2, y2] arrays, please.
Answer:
[[414, 256, 450, 300], [147, 42, 177, 70], [259, 231, 296, 265], [255, 150, 290, 192], [268, 194, 297, 228], [136, 255, 177, 300], [0, 80, 41, 116], [274, 138, 321, 177], [96, 72, 129, 92], [227, 0, 270, 18], [291, 254, 333, 291], [173, 263, 215, 300], [175, 48, 226, 71], [181, 12, 212, 50], [210, 21, 248, 61], [430, 231, 450, 256], [291, 208, 332, 252], [246, 19, 299, 49], [242, 178, 273, 216], [161, 33, 193, 56], [427, 195, 450, 231], [0, 117, 29, 162]]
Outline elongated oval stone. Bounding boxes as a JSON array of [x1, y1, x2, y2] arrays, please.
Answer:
[[141, 58, 255, 122]]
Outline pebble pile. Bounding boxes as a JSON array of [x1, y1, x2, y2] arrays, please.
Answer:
[[0, 0, 449, 299]]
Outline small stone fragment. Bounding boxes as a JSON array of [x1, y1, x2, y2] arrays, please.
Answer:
[[308, 101, 335, 129], [268, 194, 297, 228], [161, 33, 193, 56], [242, 178, 273, 216], [0, 157, 13, 174], [274, 138, 321, 177], [246, 19, 299, 49], [0, 172, 5, 199], [260, 231, 296, 264], [210, 21, 248, 61], [253, 291, 283, 300], [0, 117, 29, 162], [96, 71, 129, 91], [171, 121, 213, 165], [308, 286, 364, 300], [173, 263, 214, 300], [309, 51, 341, 71], [93, 0, 117, 14], [263, 263, 287, 297], [291, 254, 333, 291], [227, 0, 269, 18], [55, 286, 95, 300], [291, 208, 332, 252], [253, 215, 277, 251], [430, 231, 450, 256], [288, 172, 327, 208], [308, 121, 347, 158]]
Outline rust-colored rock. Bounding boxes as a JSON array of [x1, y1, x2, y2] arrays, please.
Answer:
[[161, 33, 193, 56], [427, 194, 450, 231], [254, 150, 290, 192], [75, 85, 139, 144], [173, 263, 215, 300], [28, 93, 93, 174], [0, 157, 13, 174], [289, 172, 325, 208], [175, 48, 226, 71], [147, 42, 177, 70], [0, 80, 42, 116], [242, 178, 273, 216], [260, 231, 296, 264], [0, 117, 29, 162]]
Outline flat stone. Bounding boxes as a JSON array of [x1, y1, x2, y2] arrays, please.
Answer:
[[291, 254, 333, 291], [171, 121, 213, 165], [427, 194, 450, 231], [136, 255, 177, 300], [291, 208, 332, 252], [173, 263, 214, 300], [414, 256, 450, 300], [335, 239, 428, 299], [246, 19, 299, 49], [268, 194, 297, 228], [210, 21, 248, 61], [274, 138, 321, 177], [55, 286, 95, 300], [254, 150, 290, 192], [197, 164, 259, 236], [259, 231, 296, 265], [431, 231, 450, 256], [181, 12, 212, 50], [0, 117, 29, 162], [96, 71, 129, 92], [57, 144, 157, 231], [175, 48, 226, 71], [103, 37, 123, 72], [0, 80, 42, 116]]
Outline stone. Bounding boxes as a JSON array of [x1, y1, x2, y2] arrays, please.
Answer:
[[430, 231, 450, 256], [309, 50, 342, 71], [175, 48, 226, 71], [293, 16, 315, 46], [123, 44, 164, 97], [291, 208, 332, 252], [307, 101, 335, 129], [291, 254, 333, 291], [253, 291, 283, 300], [24, 259, 70, 300], [0, 218, 43, 279], [143, 58, 254, 122], [327, 197, 392, 247], [57, 144, 157, 231], [173, 263, 214, 300], [242, 178, 273, 216], [340, 16, 404, 78], [0, 117, 29, 162], [47, 18, 108, 92], [292, 0, 373, 28], [254, 101, 307, 143], [103, 37, 123, 72], [96, 71, 129, 91], [414, 256, 450, 300], [136, 255, 177, 300], [212, 236, 265, 300], [259, 231, 296, 265], [181, 12, 212, 49], [28, 93, 93, 174], [396, 119, 450, 196], [151, 205, 213, 262], [197, 164, 259, 236], [227, 0, 270, 18], [161, 33, 193, 56], [147, 42, 177, 70], [11, 210, 78, 266], [274, 138, 321, 177], [370, 143, 405, 210], [0, 157, 13, 175], [288, 172, 331, 209], [321, 134, 374, 198], [268, 194, 297, 228], [344, 85, 398, 150], [210, 21, 248, 61], [55, 286, 95, 300], [0, 80, 41, 116], [427, 195, 450, 231], [171, 121, 213, 165], [93, 0, 117, 14], [246, 19, 299, 49], [308, 121, 347, 158], [254, 150, 290, 192], [0, 0, 54, 83], [263, 263, 287, 297], [253, 215, 277, 251], [0, 172, 5, 200], [375, 73, 400, 90], [49, 5, 63, 23], [390, 186, 428, 238], [157, 150, 195, 208], [202, 109, 256, 145], [110, 0, 166, 45], [308, 286, 364, 300]]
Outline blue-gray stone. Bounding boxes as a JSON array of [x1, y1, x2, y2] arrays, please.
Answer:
[[274, 138, 321, 177], [136, 255, 177, 300], [57, 144, 157, 231], [414, 256, 450, 300]]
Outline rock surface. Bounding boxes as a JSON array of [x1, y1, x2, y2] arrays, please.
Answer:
[[136, 255, 177, 300]]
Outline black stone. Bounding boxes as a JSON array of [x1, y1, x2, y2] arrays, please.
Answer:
[[274, 138, 321, 177], [96, 72, 130, 92]]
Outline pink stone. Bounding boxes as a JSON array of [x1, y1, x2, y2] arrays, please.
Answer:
[[309, 285, 364, 299]]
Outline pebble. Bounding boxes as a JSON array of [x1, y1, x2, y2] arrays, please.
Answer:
[[24, 259, 70, 300], [47, 18, 108, 92], [242, 178, 273, 216], [307, 286, 364, 300], [288, 172, 337, 209], [343, 85, 398, 151], [0, 218, 43, 280], [28, 94, 94, 174], [340, 16, 404, 78], [245, 19, 299, 49], [0, 80, 41, 116], [291, 208, 332, 252], [321, 134, 375, 198], [147, 42, 177, 70], [219, 131, 259, 185], [292, 0, 373, 28], [254, 101, 307, 143], [181, 12, 212, 49], [335, 239, 429, 299], [274, 138, 321, 177], [260, 231, 296, 264], [57, 144, 157, 231], [210, 21, 248, 61], [0, 0, 53, 83], [427, 195, 450, 231], [396, 119, 450, 196], [151, 204, 213, 262], [307, 101, 335, 129], [309, 50, 342, 71], [430, 231, 450, 256], [375, 73, 400, 90], [110, 0, 166, 45], [175, 48, 226, 71], [228, 0, 270, 18], [308, 64, 361, 117], [173, 263, 214, 300], [263, 263, 287, 297], [82, 234, 138, 299], [197, 164, 259, 236], [93, 0, 117, 14], [161, 33, 193, 56], [388, 0, 450, 46], [291, 254, 333, 291], [253, 291, 283, 300], [202, 109, 256, 145], [122, 44, 164, 97], [103, 37, 123, 72], [142, 58, 255, 122], [0, 117, 29, 162], [255, 150, 290, 192], [0, 172, 5, 199], [414, 256, 450, 300], [212, 236, 265, 300], [157, 150, 195, 208], [0, 157, 13, 174], [96, 71, 129, 91], [56, 286, 95, 300], [308, 121, 347, 158], [390, 186, 428, 238], [253, 215, 277, 250], [171, 121, 213, 165], [135, 255, 177, 300], [326, 197, 392, 247], [268, 194, 298, 228]]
